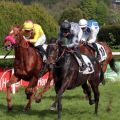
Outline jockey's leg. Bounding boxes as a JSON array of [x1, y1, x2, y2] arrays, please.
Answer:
[[74, 47, 87, 71], [36, 45, 47, 62], [34, 35, 47, 62], [92, 43, 100, 60]]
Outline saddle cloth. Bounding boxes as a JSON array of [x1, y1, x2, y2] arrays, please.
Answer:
[[96, 43, 107, 62], [75, 55, 94, 74]]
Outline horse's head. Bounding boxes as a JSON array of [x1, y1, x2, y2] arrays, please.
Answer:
[[4, 26, 21, 51], [46, 38, 59, 66], [4, 26, 29, 50], [4, 35, 16, 51]]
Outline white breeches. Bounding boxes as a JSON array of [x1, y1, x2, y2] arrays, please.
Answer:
[[34, 34, 46, 47]]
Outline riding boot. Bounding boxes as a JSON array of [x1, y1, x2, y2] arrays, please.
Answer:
[[92, 43, 100, 60], [35, 45, 47, 63], [74, 47, 87, 71]]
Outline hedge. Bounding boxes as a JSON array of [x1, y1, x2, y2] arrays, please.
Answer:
[[98, 25, 120, 47]]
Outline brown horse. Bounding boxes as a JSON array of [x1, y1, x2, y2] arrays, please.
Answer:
[[37, 39, 104, 120], [4, 26, 52, 111], [80, 42, 118, 73]]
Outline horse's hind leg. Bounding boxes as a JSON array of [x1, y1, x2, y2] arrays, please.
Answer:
[[82, 82, 95, 105], [6, 74, 20, 111], [35, 71, 53, 103], [90, 83, 99, 114]]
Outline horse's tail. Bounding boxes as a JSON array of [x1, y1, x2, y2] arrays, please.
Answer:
[[109, 58, 118, 74]]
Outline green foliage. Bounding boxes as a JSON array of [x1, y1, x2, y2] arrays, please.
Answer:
[[95, 1, 109, 25], [79, 0, 97, 19], [102, 0, 112, 6], [107, 10, 120, 25], [98, 25, 120, 47], [0, 1, 58, 47], [59, 8, 83, 24]]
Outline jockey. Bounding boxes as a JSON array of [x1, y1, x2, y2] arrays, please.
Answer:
[[22, 20, 47, 62], [79, 18, 100, 60], [57, 20, 88, 71]]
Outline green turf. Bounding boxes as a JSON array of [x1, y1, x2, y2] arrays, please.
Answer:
[[0, 80, 120, 120]]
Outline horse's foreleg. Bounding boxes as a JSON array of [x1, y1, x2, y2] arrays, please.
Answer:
[[35, 71, 53, 103], [57, 94, 62, 120], [56, 80, 69, 120], [6, 74, 20, 111], [24, 87, 37, 111], [24, 77, 38, 111], [90, 83, 99, 114]]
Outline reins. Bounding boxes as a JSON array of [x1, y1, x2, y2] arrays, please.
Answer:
[[4, 47, 13, 59]]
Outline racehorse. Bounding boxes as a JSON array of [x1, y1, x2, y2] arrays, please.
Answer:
[[37, 39, 104, 120], [80, 41, 118, 73], [4, 26, 52, 111]]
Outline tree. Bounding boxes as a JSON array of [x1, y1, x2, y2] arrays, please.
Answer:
[[59, 8, 83, 24], [95, 1, 108, 25], [79, 0, 97, 19]]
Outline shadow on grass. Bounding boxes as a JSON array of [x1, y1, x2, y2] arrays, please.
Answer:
[[43, 95, 86, 101], [0, 103, 57, 119], [0, 101, 95, 120]]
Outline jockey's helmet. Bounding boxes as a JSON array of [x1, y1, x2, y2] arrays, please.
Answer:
[[23, 20, 34, 30], [60, 20, 71, 34], [79, 19, 87, 28]]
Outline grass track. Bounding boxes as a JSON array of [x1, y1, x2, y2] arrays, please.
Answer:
[[0, 81, 120, 120]]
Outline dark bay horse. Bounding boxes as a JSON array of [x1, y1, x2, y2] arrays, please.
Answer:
[[38, 39, 104, 120], [80, 42, 118, 73], [4, 26, 52, 111]]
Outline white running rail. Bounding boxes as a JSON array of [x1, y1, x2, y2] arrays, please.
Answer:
[[0, 52, 119, 59]]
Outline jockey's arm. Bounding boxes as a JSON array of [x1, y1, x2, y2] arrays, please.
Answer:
[[67, 35, 79, 48], [87, 29, 97, 43], [87, 26, 99, 43], [78, 28, 83, 42], [57, 32, 63, 46], [87, 34, 97, 44], [57, 32, 63, 41], [29, 26, 44, 44]]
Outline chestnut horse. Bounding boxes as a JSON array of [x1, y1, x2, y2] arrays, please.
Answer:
[[80, 42, 118, 73], [4, 26, 52, 111], [36, 39, 104, 120]]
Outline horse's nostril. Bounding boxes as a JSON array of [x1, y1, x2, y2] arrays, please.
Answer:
[[5, 46, 7, 49]]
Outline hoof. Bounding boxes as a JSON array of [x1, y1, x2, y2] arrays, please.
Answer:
[[49, 103, 57, 111], [89, 99, 95, 105], [35, 97, 41, 103], [23, 106, 31, 111], [49, 106, 57, 111], [8, 106, 13, 112]]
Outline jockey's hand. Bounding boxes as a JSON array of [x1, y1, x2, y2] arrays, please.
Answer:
[[26, 39, 31, 42], [81, 40, 87, 45], [23, 36, 30, 42]]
